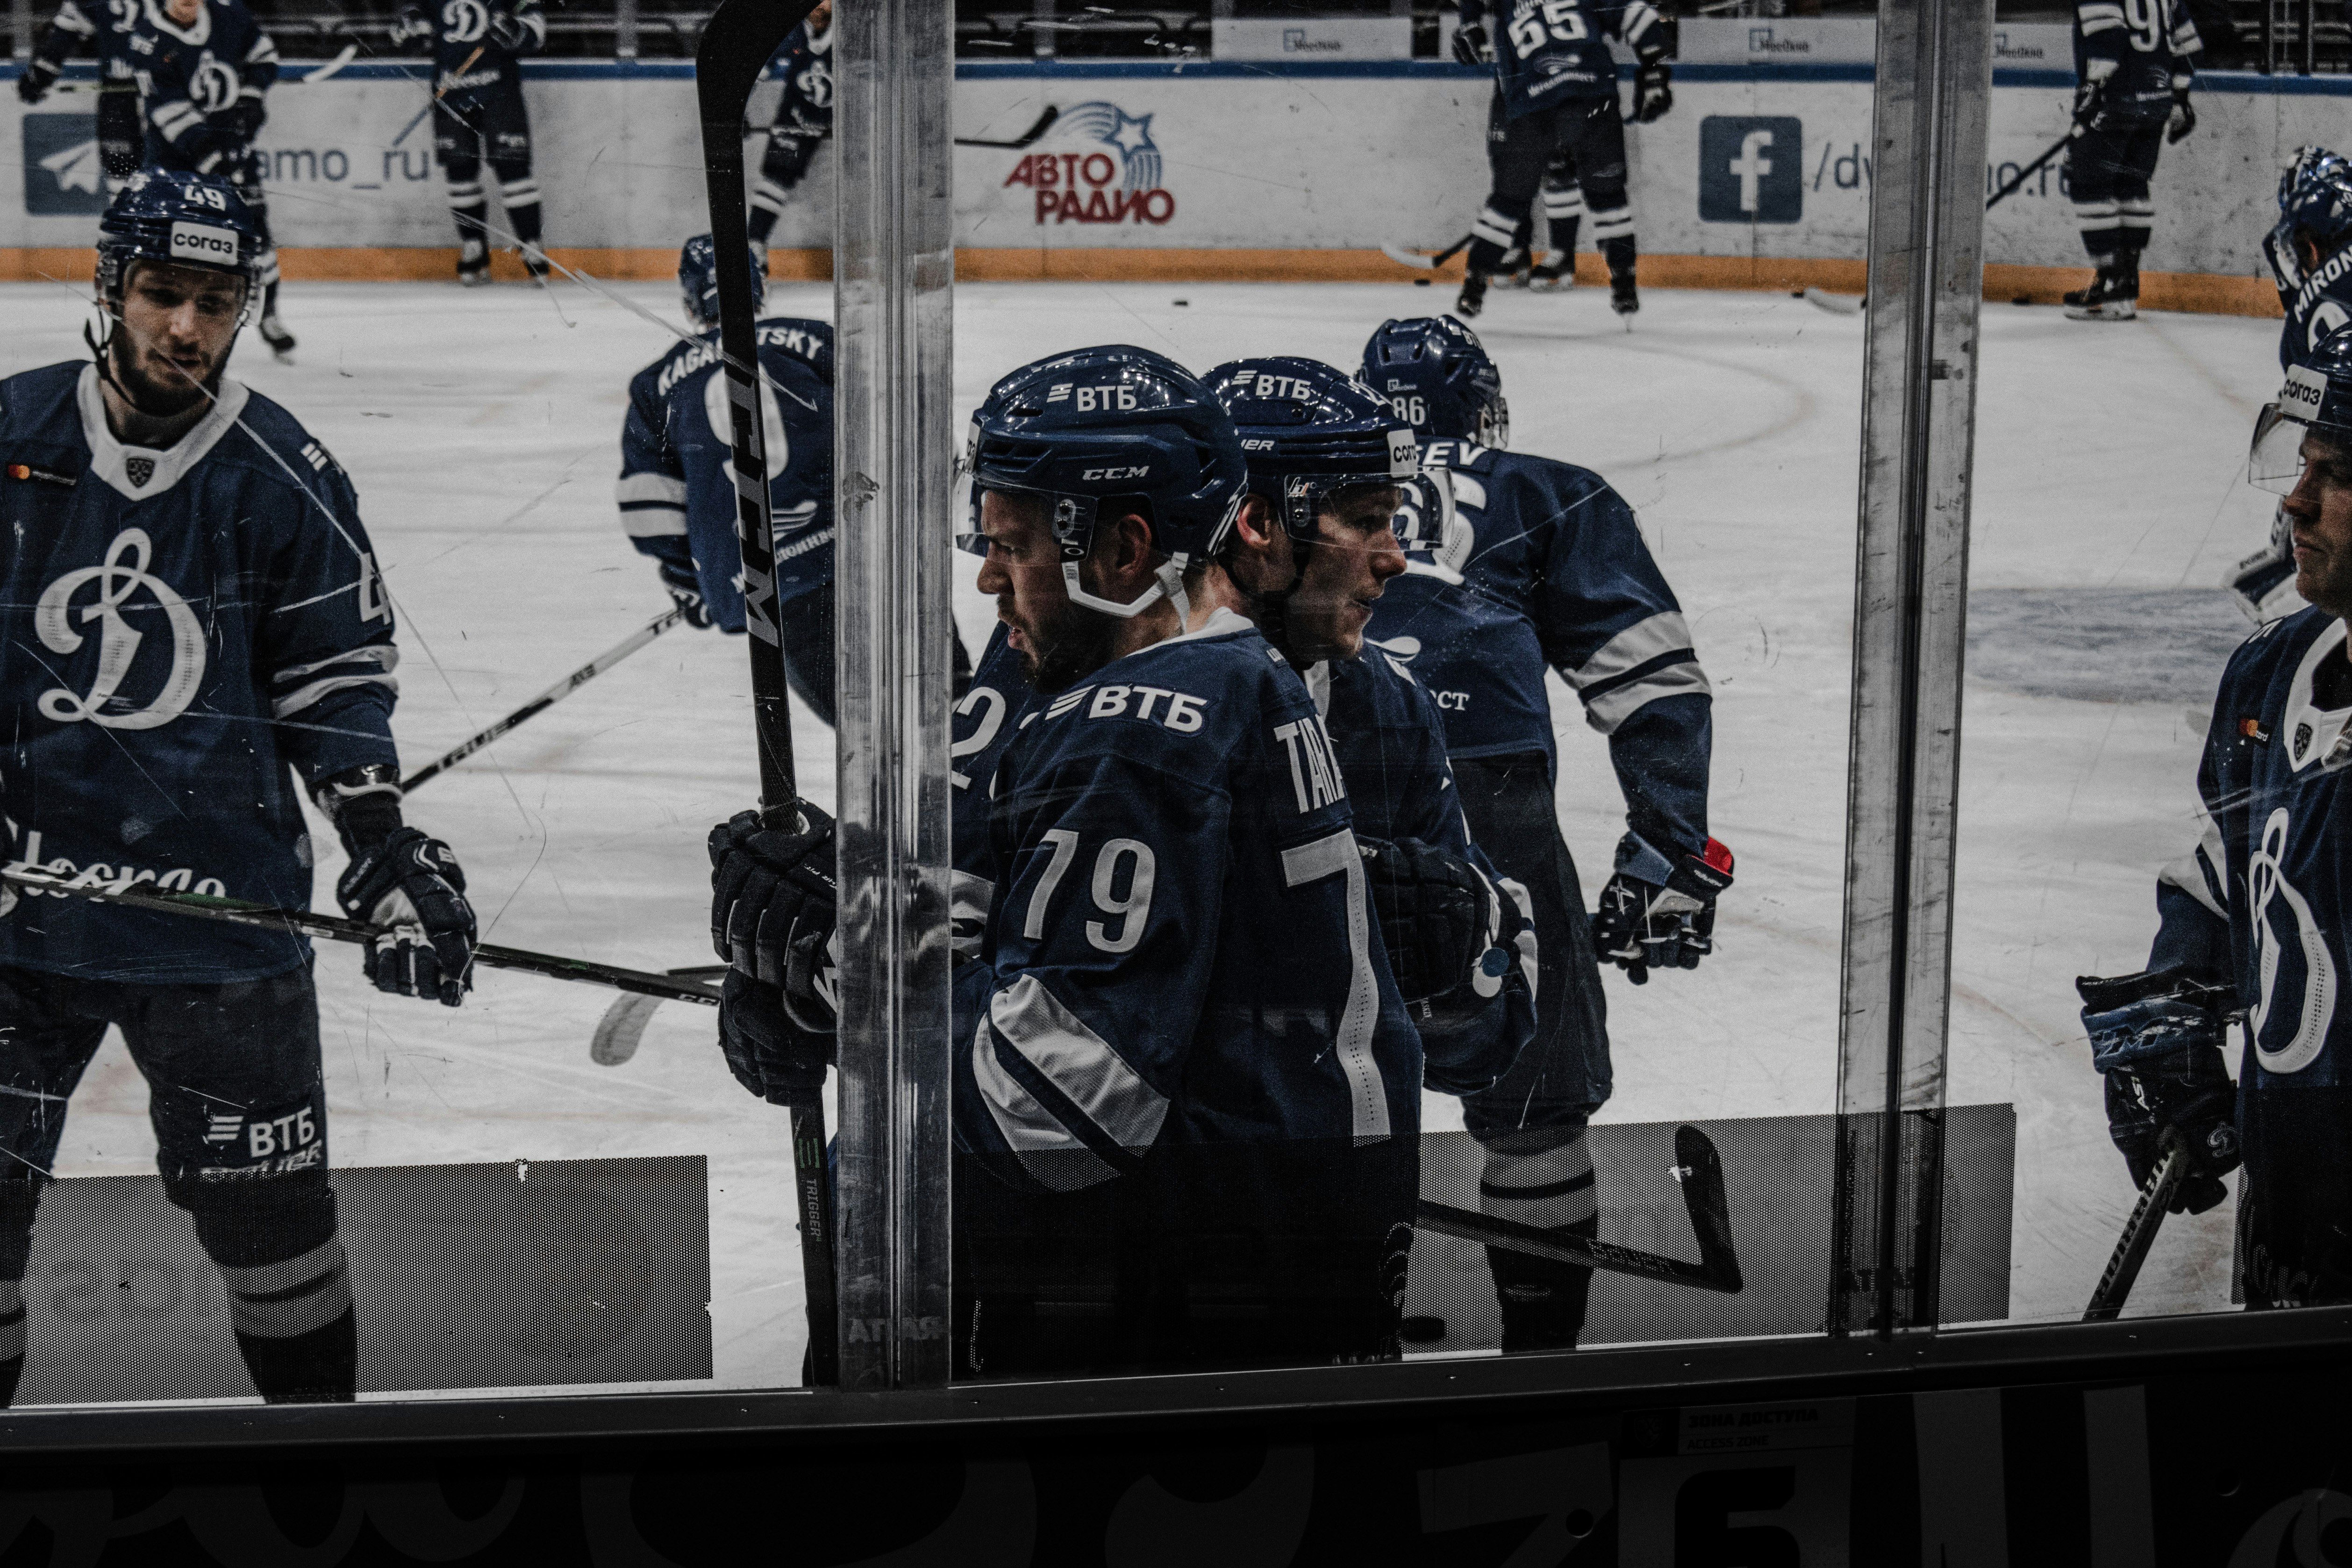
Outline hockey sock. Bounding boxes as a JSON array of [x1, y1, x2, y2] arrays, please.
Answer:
[[196, 1191, 357, 1403], [746, 200, 781, 245], [2118, 195, 2153, 258], [1480, 1131, 1597, 1353], [500, 177, 543, 248], [0, 1281, 25, 1409], [1465, 201, 1523, 278], [448, 179, 490, 258], [1601, 234, 1637, 284], [236, 1303, 356, 1404], [2074, 198, 2123, 262], [1542, 184, 1585, 259], [254, 248, 280, 292]]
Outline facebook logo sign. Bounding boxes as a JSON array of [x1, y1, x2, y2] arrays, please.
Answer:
[[1698, 116, 1803, 224]]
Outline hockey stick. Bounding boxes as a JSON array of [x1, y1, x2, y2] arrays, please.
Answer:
[[1415, 1125, 1744, 1294], [1800, 286, 1865, 316], [1381, 234, 1475, 271], [399, 606, 686, 792], [0, 866, 722, 1006], [1986, 123, 2082, 212], [698, 0, 839, 1389], [2081, 1130, 2190, 1322], [593, 966, 729, 1066], [954, 105, 1058, 149], [301, 43, 361, 83]]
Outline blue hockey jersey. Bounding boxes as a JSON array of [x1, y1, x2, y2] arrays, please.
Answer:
[[1462, 0, 1663, 118], [951, 623, 1033, 956], [132, 0, 278, 170], [1364, 438, 1714, 857], [33, 0, 145, 83], [952, 613, 1424, 1320], [2280, 239, 2352, 373], [763, 22, 833, 136], [2146, 607, 2352, 1305], [388, 0, 544, 100], [0, 361, 400, 984], [2073, 0, 2198, 123], [615, 317, 834, 633]]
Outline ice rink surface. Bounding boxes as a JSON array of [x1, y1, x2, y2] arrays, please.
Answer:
[[0, 269, 2286, 1395]]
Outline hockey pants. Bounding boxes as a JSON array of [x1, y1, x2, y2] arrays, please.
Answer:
[[0, 964, 356, 1405], [435, 80, 541, 260], [2066, 120, 2164, 265], [1469, 95, 1635, 285], [748, 117, 829, 244], [1452, 751, 1610, 1352]]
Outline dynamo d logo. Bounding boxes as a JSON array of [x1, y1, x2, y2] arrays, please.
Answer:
[[21, 114, 110, 216], [1001, 101, 1175, 227], [36, 528, 208, 731]]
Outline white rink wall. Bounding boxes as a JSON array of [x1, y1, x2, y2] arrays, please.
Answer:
[[4, 59, 2348, 281]]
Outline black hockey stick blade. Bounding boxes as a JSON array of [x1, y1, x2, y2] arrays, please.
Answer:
[[1415, 1127, 1743, 1295], [0, 866, 722, 1006], [592, 965, 731, 1066], [2082, 1134, 2189, 1322], [955, 104, 1058, 148], [1986, 125, 2079, 212], [1380, 233, 1475, 271], [401, 606, 686, 792], [698, 0, 838, 1391]]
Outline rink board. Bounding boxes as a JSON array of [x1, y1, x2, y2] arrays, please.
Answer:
[[9, 1156, 711, 1405], [1, 59, 2344, 304]]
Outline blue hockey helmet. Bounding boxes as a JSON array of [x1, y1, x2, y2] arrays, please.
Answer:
[[957, 344, 1248, 618], [679, 233, 767, 330], [2282, 168, 2352, 264], [94, 167, 262, 317], [2252, 324, 2352, 492], [2281, 145, 2352, 212], [1205, 357, 1420, 545], [1359, 316, 1509, 449]]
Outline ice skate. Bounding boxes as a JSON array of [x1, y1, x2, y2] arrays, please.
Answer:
[[1456, 272, 1488, 320], [522, 244, 552, 285], [257, 312, 297, 362], [1526, 250, 1574, 292], [457, 236, 492, 288], [2064, 266, 2138, 320], [1609, 272, 1639, 318]]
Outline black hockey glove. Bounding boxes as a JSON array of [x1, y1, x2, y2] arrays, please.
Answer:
[[1632, 60, 1673, 124], [2071, 70, 2112, 133], [2166, 84, 2196, 145], [710, 800, 839, 1032], [16, 58, 59, 105], [1358, 836, 1504, 1006], [718, 970, 834, 1106], [2077, 967, 2243, 1215], [1451, 20, 1491, 65], [336, 828, 478, 1009], [1593, 832, 1733, 985], [659, 563, 715, 630]]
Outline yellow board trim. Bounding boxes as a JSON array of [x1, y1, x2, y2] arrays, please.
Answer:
[[0, 247, 2288, 318]]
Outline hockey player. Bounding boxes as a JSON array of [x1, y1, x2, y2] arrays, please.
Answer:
[[2061, 0, 2200, 321], [2074, 325, 2352, 1306], [1450, 0, 1670, 320], [132, 0, 294, 357], [746, 0, 834, 261], [1202, 355, 1536, 1061], [1360, 315, 1731, 1350], [714, 345, 1481, 1376], [615, 236, 838, 723], [389, 0, 548, 284], [0, 172, 477, 1403], [16, 0, 145, 192]]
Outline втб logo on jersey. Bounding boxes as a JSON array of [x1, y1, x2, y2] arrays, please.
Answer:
[[1001, 101, 1175, 227], [35, 527, 207, 731]]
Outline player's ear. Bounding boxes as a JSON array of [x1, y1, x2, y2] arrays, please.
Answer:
[[1232, 493, 1278, 550], [1101, 510, 1158, 590]]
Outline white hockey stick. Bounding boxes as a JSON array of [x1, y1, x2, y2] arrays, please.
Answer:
[[302, 44, 362, 83], [592, 965, 731, 1065], [1381, 234, 1474, 271], [1801, 286, 1865, 315]]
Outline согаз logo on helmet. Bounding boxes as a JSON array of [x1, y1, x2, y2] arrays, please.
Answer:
[[999, 101, 1176, 227]]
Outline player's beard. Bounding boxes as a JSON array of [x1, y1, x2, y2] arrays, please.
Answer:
[[1015, 597, 1123, 695], [107, 322, 222, 420]]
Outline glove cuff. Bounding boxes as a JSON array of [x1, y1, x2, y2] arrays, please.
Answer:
[[1614, 830, 1734, 897], [312, 763, 405, 859]]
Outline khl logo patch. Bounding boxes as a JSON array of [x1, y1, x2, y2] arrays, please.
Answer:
[[1698, 116, 1803, 224]]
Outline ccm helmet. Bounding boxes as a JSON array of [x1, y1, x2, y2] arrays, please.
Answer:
[[1359, 315, 1508, 448], [2281, 146, 2352, 212], [2252, 323, 2352, 493], [1205, 357, 1420, 545], [679, 232, 766, 330], [958, 344, 1248, 619], [95, 167, 262, 322]]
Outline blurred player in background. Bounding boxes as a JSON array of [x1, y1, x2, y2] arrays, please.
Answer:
[[2062, 0, 2200, 321], [2075, 326, 2352, 1307], [16, 0, 144, 193], [1450, 0, 1672, 320], [745, 0, 834, 263], [0, 173, 478, 1404], [1361, 315, 1730, 1351], [2229, 148, 2352, 619], [390, 0, 548, 284], [614, 236, 838, 723], [133, 0, 295, 357]]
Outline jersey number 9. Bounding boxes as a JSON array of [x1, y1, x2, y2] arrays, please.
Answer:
[[2123, 0, 2165, 52]]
